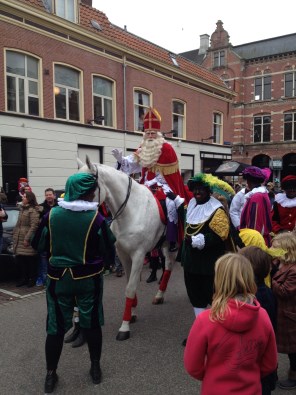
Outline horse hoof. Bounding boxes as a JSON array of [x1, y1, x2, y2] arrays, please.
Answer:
[[116, 331, 130, 341], [152, 297, 164, 305], [130, 315, 137, 324]]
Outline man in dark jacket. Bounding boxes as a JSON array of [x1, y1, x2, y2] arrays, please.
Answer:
[[0, 203, 8, 253], [36, 188, 58, 286]]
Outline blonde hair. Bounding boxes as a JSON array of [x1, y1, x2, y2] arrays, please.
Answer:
[[210, 253, 257, 321], [272, 232, 296, 265]]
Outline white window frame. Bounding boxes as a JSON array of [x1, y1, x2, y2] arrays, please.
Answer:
[[253, 115, 271, 143], [254, 75, 271, 100], [92, 75, 115, 127], [172, 100, 185, 138], [5, 50, 40, 116], [54, 0, 77, 22], [285, 72, 296, 98], [213, 112, 223, 144], [134, 89, 151, 131], [54, 64, 81, 122]]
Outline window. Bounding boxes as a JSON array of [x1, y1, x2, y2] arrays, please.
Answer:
[[213, 112, 223, 143], [213, 51, 225, 67], [254, 76, 271, 100], [254, 115, 271, 142], [6, 51, 40, 116], [54, 65, 80, 121], [284, 113, 296, 141], [93, 76, 114, 127], [172, 101, 185, 137], [54, 0, 76, 22], [285, 72, 296, 97], [134, 90, 150, 131]]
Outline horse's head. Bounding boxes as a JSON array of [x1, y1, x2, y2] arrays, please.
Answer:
[[77, 156, 107, 203]]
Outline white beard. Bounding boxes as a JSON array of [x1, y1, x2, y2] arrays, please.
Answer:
[[138, 135, 165, 168]]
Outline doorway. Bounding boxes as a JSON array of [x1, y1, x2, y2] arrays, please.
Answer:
[[1, 137, 27, 204]]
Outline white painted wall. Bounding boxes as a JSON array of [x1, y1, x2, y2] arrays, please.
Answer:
[[0, 115, 231, 203]]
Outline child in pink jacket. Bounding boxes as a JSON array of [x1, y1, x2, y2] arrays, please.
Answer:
[[184, 253, 277, 395]]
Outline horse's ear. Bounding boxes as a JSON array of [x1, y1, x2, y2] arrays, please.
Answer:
[[86, 155, 97, 175], [77, 158, 84, 169]]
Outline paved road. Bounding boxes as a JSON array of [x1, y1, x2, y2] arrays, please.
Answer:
[[0, 264, 289, 394]]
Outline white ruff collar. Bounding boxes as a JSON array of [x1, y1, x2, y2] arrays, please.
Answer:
[[244, 186, 267, 200], [275, 193, 296, 208], [58, 199, 98, 212], [186, 196, 223, 224]]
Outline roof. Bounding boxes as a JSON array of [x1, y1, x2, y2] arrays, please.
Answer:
[[233, 33, 296, 60], [180, 32, 296, 64], [16, 0, 228, 91]]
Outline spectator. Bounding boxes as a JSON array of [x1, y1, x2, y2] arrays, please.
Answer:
[[239, 246, 277, 395], [35, 188, 58, 286], [184, 253, 278, 395], [0, 187, 8, 204], [272, 232, 296, 390], [13, 191, 40, 287], [0, 203, 8, 253]]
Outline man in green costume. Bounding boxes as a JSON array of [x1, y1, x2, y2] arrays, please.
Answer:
[[33, 172, 115, 393]]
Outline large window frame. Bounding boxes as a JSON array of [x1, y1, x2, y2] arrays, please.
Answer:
[[134, 89, 151, 131], [212, 112, 223, 144], [92, 76, 114, 127], [172, 100, 185, 138], [253, 115, 271, 143], [54, 0, 77, 22], [284, 112, 296, 141], [254, 75, 271, 100], [54, 64, 81, 122], [285, 72, 296, 97], [6, 50, 40, 116]]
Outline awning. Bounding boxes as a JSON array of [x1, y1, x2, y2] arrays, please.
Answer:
[[214, 161, 249, 176]]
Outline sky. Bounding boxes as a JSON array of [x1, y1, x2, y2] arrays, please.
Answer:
[[92, 1, 296, 54]]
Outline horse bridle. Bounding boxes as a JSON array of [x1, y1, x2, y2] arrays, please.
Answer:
[[94, 163, 132, 223]]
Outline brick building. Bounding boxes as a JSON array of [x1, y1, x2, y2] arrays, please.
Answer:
[[0, 1, 233, 203], [181, 20, 296, 188]]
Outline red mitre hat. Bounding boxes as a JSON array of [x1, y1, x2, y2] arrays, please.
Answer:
[[143, 108, 161, 131]]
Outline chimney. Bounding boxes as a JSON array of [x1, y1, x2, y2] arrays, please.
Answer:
[[81, 0, 92, 7], [199, 34, 209, 54]]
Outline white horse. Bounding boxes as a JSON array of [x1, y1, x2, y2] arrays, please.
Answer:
[[78, 156, 177, 341]]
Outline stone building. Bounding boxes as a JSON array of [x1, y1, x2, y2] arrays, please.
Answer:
[[181, 20, 296, 186]]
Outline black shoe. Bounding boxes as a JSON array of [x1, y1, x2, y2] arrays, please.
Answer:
[[90, 361, 102, 384], [16, 279, 27, 287], [27, 278, 35, 288], [146, 272, 157, 283], [64, 325, 80, 343], [72, 331, 85, 348], [278, 379, 296, 390], [182, 338, 187, 347], [44, 371, 58, 393]]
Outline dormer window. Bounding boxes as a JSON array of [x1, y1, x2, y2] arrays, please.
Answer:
[[55, 0, 77, 23], [213, 50, 225, 67]]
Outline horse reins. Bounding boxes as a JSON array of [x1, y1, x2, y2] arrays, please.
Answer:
[[109, 176, 132, 223]]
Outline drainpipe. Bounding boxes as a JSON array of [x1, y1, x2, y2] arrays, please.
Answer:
[[123, 56, 127, 131]]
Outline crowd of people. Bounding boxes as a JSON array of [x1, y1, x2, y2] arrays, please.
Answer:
[[0, 107, 295, 394]]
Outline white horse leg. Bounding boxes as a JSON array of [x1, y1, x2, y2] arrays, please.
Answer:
[[116, 250, 144, 341], [152, 246, 176, 305]]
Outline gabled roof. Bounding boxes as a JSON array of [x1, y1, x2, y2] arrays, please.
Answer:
[[15, 0, 229, 92]]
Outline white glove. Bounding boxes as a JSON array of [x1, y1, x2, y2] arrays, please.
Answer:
[[191, 234, 205, 250], [144, 178, 157, 187], [111, 148, 123, 163]]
